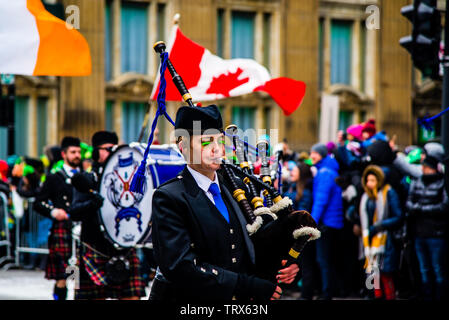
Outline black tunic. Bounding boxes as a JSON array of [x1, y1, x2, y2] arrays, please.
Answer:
[[151, 167, 276, 301]]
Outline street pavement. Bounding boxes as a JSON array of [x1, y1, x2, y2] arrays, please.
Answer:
[[0, 268, 151, 300], [0, 268, 302, 300], [0, 268, 361, 300]]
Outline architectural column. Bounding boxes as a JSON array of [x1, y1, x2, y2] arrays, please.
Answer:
[[270, 8, 281, 78], [376, 0, 413, 147], [113, 100, 122, 141], [28, 92, 37, 157], [47, 88, 59, 146], [255, 10, 263, 64], [283, 0, 319, 151], [365, 25, 377, 99], [60, 0, 106, 143]]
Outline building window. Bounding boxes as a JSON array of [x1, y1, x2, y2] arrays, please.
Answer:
[[14, 97, 29, 156], [338, 110, 354, 132], [217, 9, 224, 57], [360, 20, 366, 92], [232, 106, 256, 132], [157, 3, 166, 41], [0, 127, 7, 160], [263, 106, 271, 131], [232, 106, 256, 160], [262, 13, 271, 69], [106, 100, 114, 131], [360, 110, 367, 123], [105, 0, 112, 81], [231, 11, 255, 59], [331, 20, 352, 85], [121, 102, 147, 143], [37, 97, 47, 156], [121, 1, 149, 74], [318, 18, 324, 90]]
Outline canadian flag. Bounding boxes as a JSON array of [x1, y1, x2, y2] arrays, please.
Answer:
[[151, 26, 306, 116]]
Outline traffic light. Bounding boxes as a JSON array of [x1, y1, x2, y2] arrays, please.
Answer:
[[399, 0, 442, 79]]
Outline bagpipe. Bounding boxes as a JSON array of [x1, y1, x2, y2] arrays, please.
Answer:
[[219, 130, 320, 281], [137, 41, 321, 283]]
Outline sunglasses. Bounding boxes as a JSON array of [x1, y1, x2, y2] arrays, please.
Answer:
[[97, 146, 114, 152]]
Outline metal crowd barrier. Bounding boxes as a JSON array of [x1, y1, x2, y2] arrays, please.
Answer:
[[0, 192, 13, 267], [13, 197, 51, 267]]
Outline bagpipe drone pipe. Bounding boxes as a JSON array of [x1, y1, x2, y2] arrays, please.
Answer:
[[149, 41, 321, 283], [220, 131, 320, 282]]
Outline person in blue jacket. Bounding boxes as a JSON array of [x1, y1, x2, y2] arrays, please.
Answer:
[[310, 143, 344, 300]]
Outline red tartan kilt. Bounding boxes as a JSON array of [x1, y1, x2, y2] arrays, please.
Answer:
[[75, 247, 146, 300], [45, 220, 72, 280]]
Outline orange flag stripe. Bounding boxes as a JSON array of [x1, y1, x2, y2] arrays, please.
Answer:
[[27, 0, 91, 76]]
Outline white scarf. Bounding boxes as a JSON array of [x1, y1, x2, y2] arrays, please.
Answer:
[[359, 185, 390, 273]]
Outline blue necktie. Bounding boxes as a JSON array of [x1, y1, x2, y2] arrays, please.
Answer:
[[71, 169, 78, 175], [208, 183, 230, 223]]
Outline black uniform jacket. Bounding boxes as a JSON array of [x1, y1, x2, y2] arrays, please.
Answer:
[[69, 167, 118, 255], [34, 168, 74, 220], [152, 166, 268, 301]]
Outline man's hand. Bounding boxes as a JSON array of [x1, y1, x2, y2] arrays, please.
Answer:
[[276, 260, 299, 284], [270, 286, 283, 300], [90, 193, 104, 210], [51, 208, 69, 221], [353, 224, 362, 237]]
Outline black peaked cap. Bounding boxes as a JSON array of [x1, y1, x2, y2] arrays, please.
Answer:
[[61, 136, 81, 149], [175, 105, 223, 135], [92, 131, 118, 147]]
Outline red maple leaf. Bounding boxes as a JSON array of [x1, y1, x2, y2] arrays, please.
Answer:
[[206, 68, 249, 97]]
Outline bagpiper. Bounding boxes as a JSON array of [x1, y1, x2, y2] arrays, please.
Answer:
[[34, 136, 81, 300], [70, 131, 146, 300]]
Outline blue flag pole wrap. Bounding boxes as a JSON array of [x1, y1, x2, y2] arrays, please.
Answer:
[[130, 52, 175, 194], [418, 106, 449, 131]]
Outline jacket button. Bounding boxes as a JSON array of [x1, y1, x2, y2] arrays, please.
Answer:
[[232, 258, 237, 263], [231, 244, 235, 249], [63, 195, 67, 200], [212, 269, 218, 275], [230, 229, 234, 234]]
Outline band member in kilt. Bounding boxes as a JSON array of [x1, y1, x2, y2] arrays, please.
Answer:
[[70, 131, 146, 300], [34, 136, 81, 300], [149, 105, 299, 301]]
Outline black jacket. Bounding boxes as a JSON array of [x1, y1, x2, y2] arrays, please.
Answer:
[[406, 173, 449, 238], [69, 167, 115, 255], [151, 167, 276, 301], [34, 168, 74, 220]]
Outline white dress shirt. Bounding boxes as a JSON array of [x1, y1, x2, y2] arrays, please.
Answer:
[[63, 164, 79, 177], [186, 165, 221, 205]]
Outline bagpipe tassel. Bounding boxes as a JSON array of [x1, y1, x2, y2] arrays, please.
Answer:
[[130, 51, 175, 194]]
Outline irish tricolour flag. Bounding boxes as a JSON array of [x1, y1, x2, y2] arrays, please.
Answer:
[[0, 0, 91, 76], [151, 26, 306, 116]]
